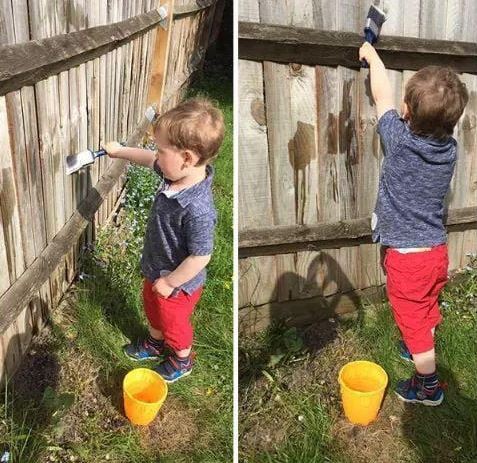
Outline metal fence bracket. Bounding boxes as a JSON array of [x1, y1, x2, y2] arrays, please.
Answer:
[[158, 5, 169, 30]]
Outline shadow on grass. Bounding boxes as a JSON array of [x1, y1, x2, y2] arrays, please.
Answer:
[[0, 330, 63, 462], [81, 260, 147, 343], [401, 365, 477, 462]]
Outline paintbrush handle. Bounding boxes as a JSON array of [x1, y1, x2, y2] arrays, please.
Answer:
[[361, 31, 376, 68], [94, 149, 107, 159], [96, 141, 127, 159]]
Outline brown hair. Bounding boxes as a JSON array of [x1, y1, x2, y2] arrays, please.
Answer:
[[404, 66, 468, 140], [154, 97, 225, 165]]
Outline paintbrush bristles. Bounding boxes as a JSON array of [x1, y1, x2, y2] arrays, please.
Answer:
[[365, 4, 388, 41]]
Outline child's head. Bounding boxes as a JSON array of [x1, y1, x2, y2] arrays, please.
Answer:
[[153, 97, 224, 180], [403, 66, 468, 140]]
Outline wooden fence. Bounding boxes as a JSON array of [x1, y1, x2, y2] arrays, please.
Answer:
[[238, 0, 477, 333], [0, 0, 224, 381]]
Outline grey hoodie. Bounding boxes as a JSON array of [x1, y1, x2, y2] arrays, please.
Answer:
[[372, 109, 457, 248]]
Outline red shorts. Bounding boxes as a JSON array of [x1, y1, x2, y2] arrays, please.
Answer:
[[143, 279, 203, 351], [384, 244, 448, 354]]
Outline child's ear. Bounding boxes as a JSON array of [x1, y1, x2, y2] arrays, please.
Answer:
[[402, 102, 410, 121], [182, 150, 199, 167], [182, 150, 201, 167]]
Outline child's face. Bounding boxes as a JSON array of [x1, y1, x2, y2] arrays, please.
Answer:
[[154, 129, 190, 181]]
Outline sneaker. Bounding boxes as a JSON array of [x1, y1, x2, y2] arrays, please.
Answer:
[[154, 353, 193, 383], [398, 340, 414, 363], [123, 338, 165, 361], [395, 374, 444, 406]]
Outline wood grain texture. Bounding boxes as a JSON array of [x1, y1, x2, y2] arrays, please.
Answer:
[[0, 116, 151, 335]]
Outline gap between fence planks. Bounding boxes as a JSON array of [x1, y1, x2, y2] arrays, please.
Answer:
[[0, 8, 166, 96], [239, 21, 477, 73], [239, 207, 477, 257], [0, 115, 151, 335]]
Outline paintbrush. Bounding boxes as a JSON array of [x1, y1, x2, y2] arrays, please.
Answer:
[[65, 142, 128, 175], [361, 4, 388, 67], [65, 148, 108, 175]]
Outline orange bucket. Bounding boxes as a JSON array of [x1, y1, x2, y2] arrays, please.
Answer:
[[123, 368, 168, 425], [338, 360, 388, 426]]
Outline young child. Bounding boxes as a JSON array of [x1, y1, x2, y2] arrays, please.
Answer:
[[359, 42, 468, 405], [104, 97, 224, 383]]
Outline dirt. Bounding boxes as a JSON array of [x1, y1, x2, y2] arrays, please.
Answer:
[[239, 318, 415, 462], [5, 296, 206, 462], [139, 395, 200, 454]]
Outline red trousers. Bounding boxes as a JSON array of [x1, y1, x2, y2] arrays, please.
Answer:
[[143, 279, 203, 351], [384, 245, 448, 354]]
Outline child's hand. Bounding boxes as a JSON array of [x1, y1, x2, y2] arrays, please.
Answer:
[[359, 42, 379, 66], [152, 277, 175, 298], [103, 141, 123, 158]]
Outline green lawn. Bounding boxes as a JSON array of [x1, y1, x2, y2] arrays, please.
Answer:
[[0, 73, 232, 463], [240, 259, 477, 463]]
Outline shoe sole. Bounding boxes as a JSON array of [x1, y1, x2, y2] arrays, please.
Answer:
[[394, 391, 444, 406], [162, 368, 193, 384]]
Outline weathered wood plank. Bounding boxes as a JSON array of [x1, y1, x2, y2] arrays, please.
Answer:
[[259, 1, 298, 303], [0, 8, 167, 96], [147, 0, 175, 104], [0, 97, 26, 281], [239, 21, 477, 73]]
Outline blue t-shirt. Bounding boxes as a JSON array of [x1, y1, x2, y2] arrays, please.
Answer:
[[373, 109, 457, 248], [140, 163, 216, 294]]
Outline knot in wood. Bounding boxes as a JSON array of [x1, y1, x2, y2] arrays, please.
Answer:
[[289, 63, 302, 76], [250, 98, 266, 126]]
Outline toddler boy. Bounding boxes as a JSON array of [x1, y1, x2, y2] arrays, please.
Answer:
[[104, 97, 224, 383], [359, 43, 468, 405]]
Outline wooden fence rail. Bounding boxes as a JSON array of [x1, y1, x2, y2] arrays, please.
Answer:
[[239, 21, 477, 73], [240, 207, 477, 257], [0, 8, 167, 96]]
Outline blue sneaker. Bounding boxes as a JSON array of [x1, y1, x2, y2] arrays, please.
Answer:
[[398, 340, 414, 363], [154, 353, 193, 383], [395, 374, 444, 406], [123, 338, 165, 361]]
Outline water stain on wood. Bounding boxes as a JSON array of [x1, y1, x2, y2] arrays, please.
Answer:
[[0, 167, 15, 229], [339, 79, 358, 166], [462, 91, 477, 152], [327, 113, 338, 154], [288, 121, 316, 171], [288, 121, 317, 225], [250, 97, 266, 126]]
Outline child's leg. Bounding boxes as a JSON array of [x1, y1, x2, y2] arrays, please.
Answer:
[[413, 347, 436, 374], [123, 280, 166, 360], [148, 324, 164, 341], [154, 287, 203, 382]]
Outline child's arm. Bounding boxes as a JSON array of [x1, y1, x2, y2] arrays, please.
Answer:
[[152, 255, 211, 297], [359, 43, 394, 118], [103, 141, 156, 168]]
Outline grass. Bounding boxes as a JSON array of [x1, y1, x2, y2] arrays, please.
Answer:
[[240, 258, 477, 463], [0, 71, 232, 463]]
